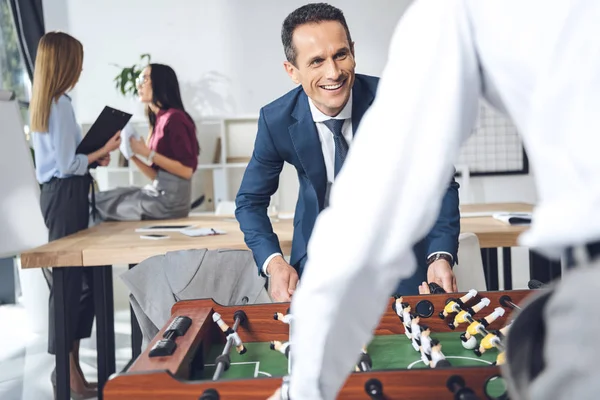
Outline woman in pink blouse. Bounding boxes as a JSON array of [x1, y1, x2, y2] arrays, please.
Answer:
[[95, 64, 200, 220]]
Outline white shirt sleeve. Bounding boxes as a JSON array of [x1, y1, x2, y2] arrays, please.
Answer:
[[262, 252, 282, 276], [288, 1, 481, 399]]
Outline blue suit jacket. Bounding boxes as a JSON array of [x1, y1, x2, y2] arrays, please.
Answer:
[[236, 74, 460, 294]]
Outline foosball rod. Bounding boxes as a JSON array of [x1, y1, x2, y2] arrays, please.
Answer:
[[463, 312, 506, 352], [499, 295, 521, 311], [212, 314, 243, 381]]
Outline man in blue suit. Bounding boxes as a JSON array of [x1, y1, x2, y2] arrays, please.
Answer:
[[236, 3, 460, 301]]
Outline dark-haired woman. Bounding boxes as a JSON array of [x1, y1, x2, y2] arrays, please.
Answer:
[[95, 63, 200, 221]]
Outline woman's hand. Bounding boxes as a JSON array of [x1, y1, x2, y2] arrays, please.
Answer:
[[98, 154, 110, 166], [130, 137, 151, 158], [103, 130, 122, 153]]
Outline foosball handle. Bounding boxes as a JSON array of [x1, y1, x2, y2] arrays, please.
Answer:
[[446, 375, 481, 400], [233, 310, 248, 326], [364, 378, 384, 400], [199, 388, 220, 400]]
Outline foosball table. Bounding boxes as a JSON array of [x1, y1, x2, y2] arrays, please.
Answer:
[[104, 289, 532, 399]]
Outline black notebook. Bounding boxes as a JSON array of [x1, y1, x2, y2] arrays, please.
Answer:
[[76, 106, 132, 155]]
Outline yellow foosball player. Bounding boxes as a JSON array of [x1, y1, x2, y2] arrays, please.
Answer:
[[449, 297, 491, 330], [439, 289, 478, 319], [474, 324, 511, 357], [460, 307, 505, 349]]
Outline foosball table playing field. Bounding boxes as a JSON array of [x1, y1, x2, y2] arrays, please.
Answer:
[[104, 289, 532, 400]]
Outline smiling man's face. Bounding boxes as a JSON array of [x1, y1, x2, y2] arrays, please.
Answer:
[[284, 20, 356, 117]]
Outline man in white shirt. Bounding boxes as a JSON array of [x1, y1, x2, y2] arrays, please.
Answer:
[[268, 0, 600, 399], [235, 2, 461, 303]]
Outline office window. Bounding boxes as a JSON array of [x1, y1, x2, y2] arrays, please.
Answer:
[[0, 0, 31, 128]]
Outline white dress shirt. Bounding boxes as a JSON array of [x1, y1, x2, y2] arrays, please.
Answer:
[[288, 0, 600, 399], [261, 95, 353, 275]]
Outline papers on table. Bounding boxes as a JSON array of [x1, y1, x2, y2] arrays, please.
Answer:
[[492, 212, 532, 225], [135, 224, 195, 233], [180, 227, 226, 237]]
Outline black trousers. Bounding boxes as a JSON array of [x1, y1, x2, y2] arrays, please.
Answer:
[[40, 175, 95, 355]]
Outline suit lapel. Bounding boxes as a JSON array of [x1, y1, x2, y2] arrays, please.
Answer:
[[289, 91, 328, 210], [351, 76, 376, 136]]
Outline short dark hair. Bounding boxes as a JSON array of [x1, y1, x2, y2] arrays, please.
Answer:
[[431, 339, 440, 347], [281, 3, 352, 66]]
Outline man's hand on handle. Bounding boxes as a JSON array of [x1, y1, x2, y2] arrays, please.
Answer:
[[267, 256, 299, 302], [419, 258, 457, 294]]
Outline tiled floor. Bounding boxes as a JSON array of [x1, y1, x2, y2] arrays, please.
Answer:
[[0, 298, 133, 400]]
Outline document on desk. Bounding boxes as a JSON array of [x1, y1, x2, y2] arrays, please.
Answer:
[[492, 212, 533, 225], [180, 227, 226, 237]]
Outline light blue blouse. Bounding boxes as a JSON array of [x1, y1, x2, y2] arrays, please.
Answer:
[[31, 95, 89, 184]]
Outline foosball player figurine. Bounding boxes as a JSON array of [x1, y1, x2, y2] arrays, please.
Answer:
[[212, 312, 247, 354], [355, 347, 373, 372], [449, 297, 491, 330], [401, 303, 413, 339], [270, 340, 291, 359], [474, 324, 511, 357], [430, 339, 451, 368], [460, 307, 505, 349], [439, 289, 478, 319], [410, 314, 422, 352], [494, 351, 506, 366], [419, 325, 432, 365], [391, 296, 404, 322], [273, 311, 293, 324]]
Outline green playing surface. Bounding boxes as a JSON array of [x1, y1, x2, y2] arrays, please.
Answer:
[[201, 332, 499, 380]]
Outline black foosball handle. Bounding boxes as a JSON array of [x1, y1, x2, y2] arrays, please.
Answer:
[[364, 378, 384, 400], [446, 375, 481, 400], [199, 388, 220, 400]]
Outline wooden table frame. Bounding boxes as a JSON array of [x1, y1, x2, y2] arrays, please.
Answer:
[[104, 290, 533, 399]]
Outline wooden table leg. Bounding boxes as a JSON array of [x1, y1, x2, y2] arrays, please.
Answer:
[[53, 268, 70, 400], [94, 265, 116, 400]]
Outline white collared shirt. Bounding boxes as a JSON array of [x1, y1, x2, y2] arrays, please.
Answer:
[[308, 93, 354, 184], [261, 93, 354, 274], [288, 0, 600, 399]]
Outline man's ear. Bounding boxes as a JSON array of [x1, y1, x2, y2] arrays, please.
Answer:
[[283, 61, 300, 85]]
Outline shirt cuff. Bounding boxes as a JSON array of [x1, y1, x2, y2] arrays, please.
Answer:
[[262, 253, 282, 277], [73, 153, 89, 176], [427, 251, 454, 264]]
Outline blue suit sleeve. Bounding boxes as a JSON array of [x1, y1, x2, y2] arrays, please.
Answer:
[[425, 175, 461, 264], [50, 100, 88, 176], [235, 109, 284, 274]]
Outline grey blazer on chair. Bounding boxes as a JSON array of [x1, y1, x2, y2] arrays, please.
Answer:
[[120, 248, 271, 346]]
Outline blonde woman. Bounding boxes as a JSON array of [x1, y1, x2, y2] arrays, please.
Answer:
[[30, 31, 121, 398]]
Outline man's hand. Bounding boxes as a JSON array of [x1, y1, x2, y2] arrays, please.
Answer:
[[426, 259, 457, 293], [267, 256, 299, 302]]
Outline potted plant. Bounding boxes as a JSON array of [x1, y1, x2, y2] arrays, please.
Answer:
[[112, 53, 151, 97]]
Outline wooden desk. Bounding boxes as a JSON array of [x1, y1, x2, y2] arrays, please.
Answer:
[[21, 216, 293, 268], [460, 203, 537, 291], [460, 203, 532, 248]]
